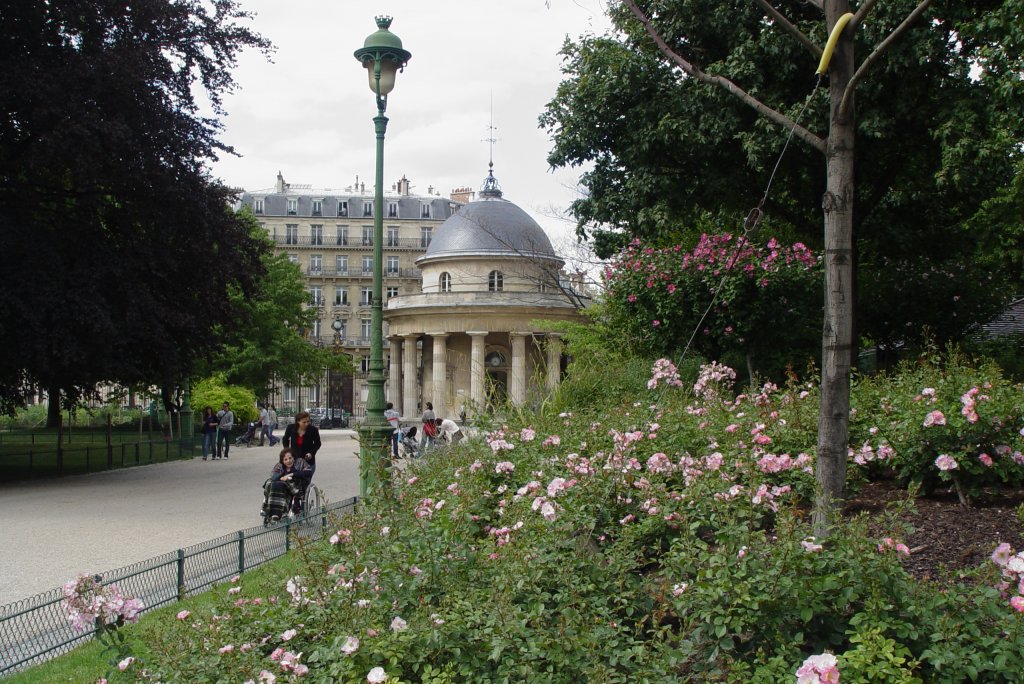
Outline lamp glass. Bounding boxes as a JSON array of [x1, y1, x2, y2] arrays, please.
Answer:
[[365, 58, 399, 96]]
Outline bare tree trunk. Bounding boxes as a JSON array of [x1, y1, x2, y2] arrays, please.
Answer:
[[46, 384, 61, 428], [814, 0, 856, 534]]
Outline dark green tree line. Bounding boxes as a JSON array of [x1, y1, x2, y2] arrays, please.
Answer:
[[0, 0, 272, 418]]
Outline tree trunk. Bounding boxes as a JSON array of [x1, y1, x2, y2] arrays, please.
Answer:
[[46, 384, 61, 428], [814, 0, 856, 535]]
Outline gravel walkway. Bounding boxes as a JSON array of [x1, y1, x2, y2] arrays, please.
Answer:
[[0, 430, 363, 605]]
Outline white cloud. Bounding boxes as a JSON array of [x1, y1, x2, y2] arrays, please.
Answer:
[[212, 0, 613, 246]]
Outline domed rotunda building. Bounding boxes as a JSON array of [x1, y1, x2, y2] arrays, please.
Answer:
[[384, 169, 585, 420]]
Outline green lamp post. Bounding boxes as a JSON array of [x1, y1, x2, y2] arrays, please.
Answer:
[[354, 16, 411, 496]]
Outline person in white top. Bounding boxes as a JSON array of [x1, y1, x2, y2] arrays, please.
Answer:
[[215, 401, 234, 459], [384, 402, 401, 457], [259, 405, 279, 446], [438, 418, 464, 445]]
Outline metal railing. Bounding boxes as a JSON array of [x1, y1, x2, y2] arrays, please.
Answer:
[[0, 496, 357, 676], [0, 436, 201, 483]]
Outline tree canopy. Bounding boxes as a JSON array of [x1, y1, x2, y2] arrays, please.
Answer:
[[0, 0, 273, 412], [541, 0, 1024, 349], [199, 218, 355, 398]]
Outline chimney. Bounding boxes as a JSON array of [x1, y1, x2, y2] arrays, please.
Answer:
[[397, 175, 411, 196], [275, 171, 286, 193], [450, 186, 474, 204]]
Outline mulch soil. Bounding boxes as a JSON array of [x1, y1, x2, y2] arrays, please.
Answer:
[[844, 479, 1024, 581]]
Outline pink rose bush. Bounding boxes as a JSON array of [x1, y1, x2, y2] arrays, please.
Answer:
[[135, 351, 1023, 682], [848, 352, 1024, 504], [603, 235, 821, 376]]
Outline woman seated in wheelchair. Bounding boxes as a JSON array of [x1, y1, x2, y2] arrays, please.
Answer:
[[262, 448, 312, 522]]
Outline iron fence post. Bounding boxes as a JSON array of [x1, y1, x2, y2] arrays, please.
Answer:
[[237, 531, 245, 575], [176, 549, 185, 600]]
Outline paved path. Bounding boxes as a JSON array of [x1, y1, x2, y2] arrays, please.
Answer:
[[0, 430, 363, 605]]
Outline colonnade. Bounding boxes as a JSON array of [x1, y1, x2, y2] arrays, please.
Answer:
[[386, 331, 563, 419]]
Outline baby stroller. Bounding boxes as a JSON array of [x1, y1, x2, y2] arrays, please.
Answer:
[[235, 421, 258, 447], [398, 425, 419, 459]]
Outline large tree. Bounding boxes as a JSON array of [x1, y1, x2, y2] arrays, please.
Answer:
[[542, 0, 1024, 525], [199, 217, 355, 398], [542, 0, 1023, 348], [0, 0, 272, 416]]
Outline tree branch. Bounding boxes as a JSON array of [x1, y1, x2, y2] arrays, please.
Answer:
[[850, 0, 881, 30], [805, 0, 823, 9], [751, 0, 822, 59], [621, 0, 827, 154], [839, 0, 934, 119]]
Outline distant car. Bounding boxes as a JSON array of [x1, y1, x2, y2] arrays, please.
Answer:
[[308, 408, 327, 427]]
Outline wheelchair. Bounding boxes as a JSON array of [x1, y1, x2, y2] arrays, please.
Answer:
[[261, 477, 322, 526]]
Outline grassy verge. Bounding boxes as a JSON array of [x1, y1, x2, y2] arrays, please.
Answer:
[[5, 553, 304, 683]]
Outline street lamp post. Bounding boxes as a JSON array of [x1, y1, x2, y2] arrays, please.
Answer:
[[354, 16, 411, 496]]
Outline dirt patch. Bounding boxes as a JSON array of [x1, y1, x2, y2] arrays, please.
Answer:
[[844, 480, 1024, 581]]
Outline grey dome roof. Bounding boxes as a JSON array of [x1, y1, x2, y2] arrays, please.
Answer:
[[419, 195, 560, 264]]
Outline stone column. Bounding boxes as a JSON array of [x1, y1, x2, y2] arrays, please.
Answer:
[[402, 335, 418, 419], [510, 331, 528, 406], [546, 333, 563, 393], [430, 333, 449, 418], [387, 337, 401, 410], [467, 331, 488, 416]]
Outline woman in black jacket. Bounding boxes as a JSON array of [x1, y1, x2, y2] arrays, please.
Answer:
[[281, 410, 322, 473]]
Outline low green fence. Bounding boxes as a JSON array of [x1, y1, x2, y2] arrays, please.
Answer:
[[0, 496, 358, 676], [0, 435, 202, 483]]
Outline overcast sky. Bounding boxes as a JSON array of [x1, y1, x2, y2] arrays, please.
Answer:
[[210, 0, 613, 250]]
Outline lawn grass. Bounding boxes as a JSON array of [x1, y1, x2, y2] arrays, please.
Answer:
[[5, 553, 303, 683], [0, 434, 202, 481]]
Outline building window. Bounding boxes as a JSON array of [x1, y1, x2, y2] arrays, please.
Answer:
[[360, 287, 372, 306], [363, 201, 373, 217], [287, 254, 298, 264], [360, 355, 371, 373], [337, 200, 348, 217], [310, 225, 323, 245], [287, 199, 297, 215], [361, 255, 373, 275], [312, 200, 323, 217], [309, 254, 322, 274], [439, 272, 451, 293], [254, 198, 264, 214], [336, 225, 348, 245], [309, 286, 323, 307], [387, 226, 399, 246], [420, 226, 432, 248], [360, 319, 372, 339], [283, 385, 296, 402], [285, 225, 298, 245], [488, 270, 504, 292], [335, 287, 349, 306], [362, 226, 373, 246], [421, 203, 431, 218], [312, 317, 322, 339], [386, 286, 399, 299], [335, 254, 348, 275], [386, 256, 399, 275], [387, 202, 398, 218]]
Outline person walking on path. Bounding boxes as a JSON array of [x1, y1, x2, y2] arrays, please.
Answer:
[[282, 410, 322, 473], [215, 401, 234, 459], [200, 406, 219, 461], [384, 402, 401, 458], [420, 402, 436, 451], [258, 405, 279, 447]]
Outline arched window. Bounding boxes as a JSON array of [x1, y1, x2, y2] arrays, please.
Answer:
[[439, 272, 451, 293], [488, 270, 504, 292]]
